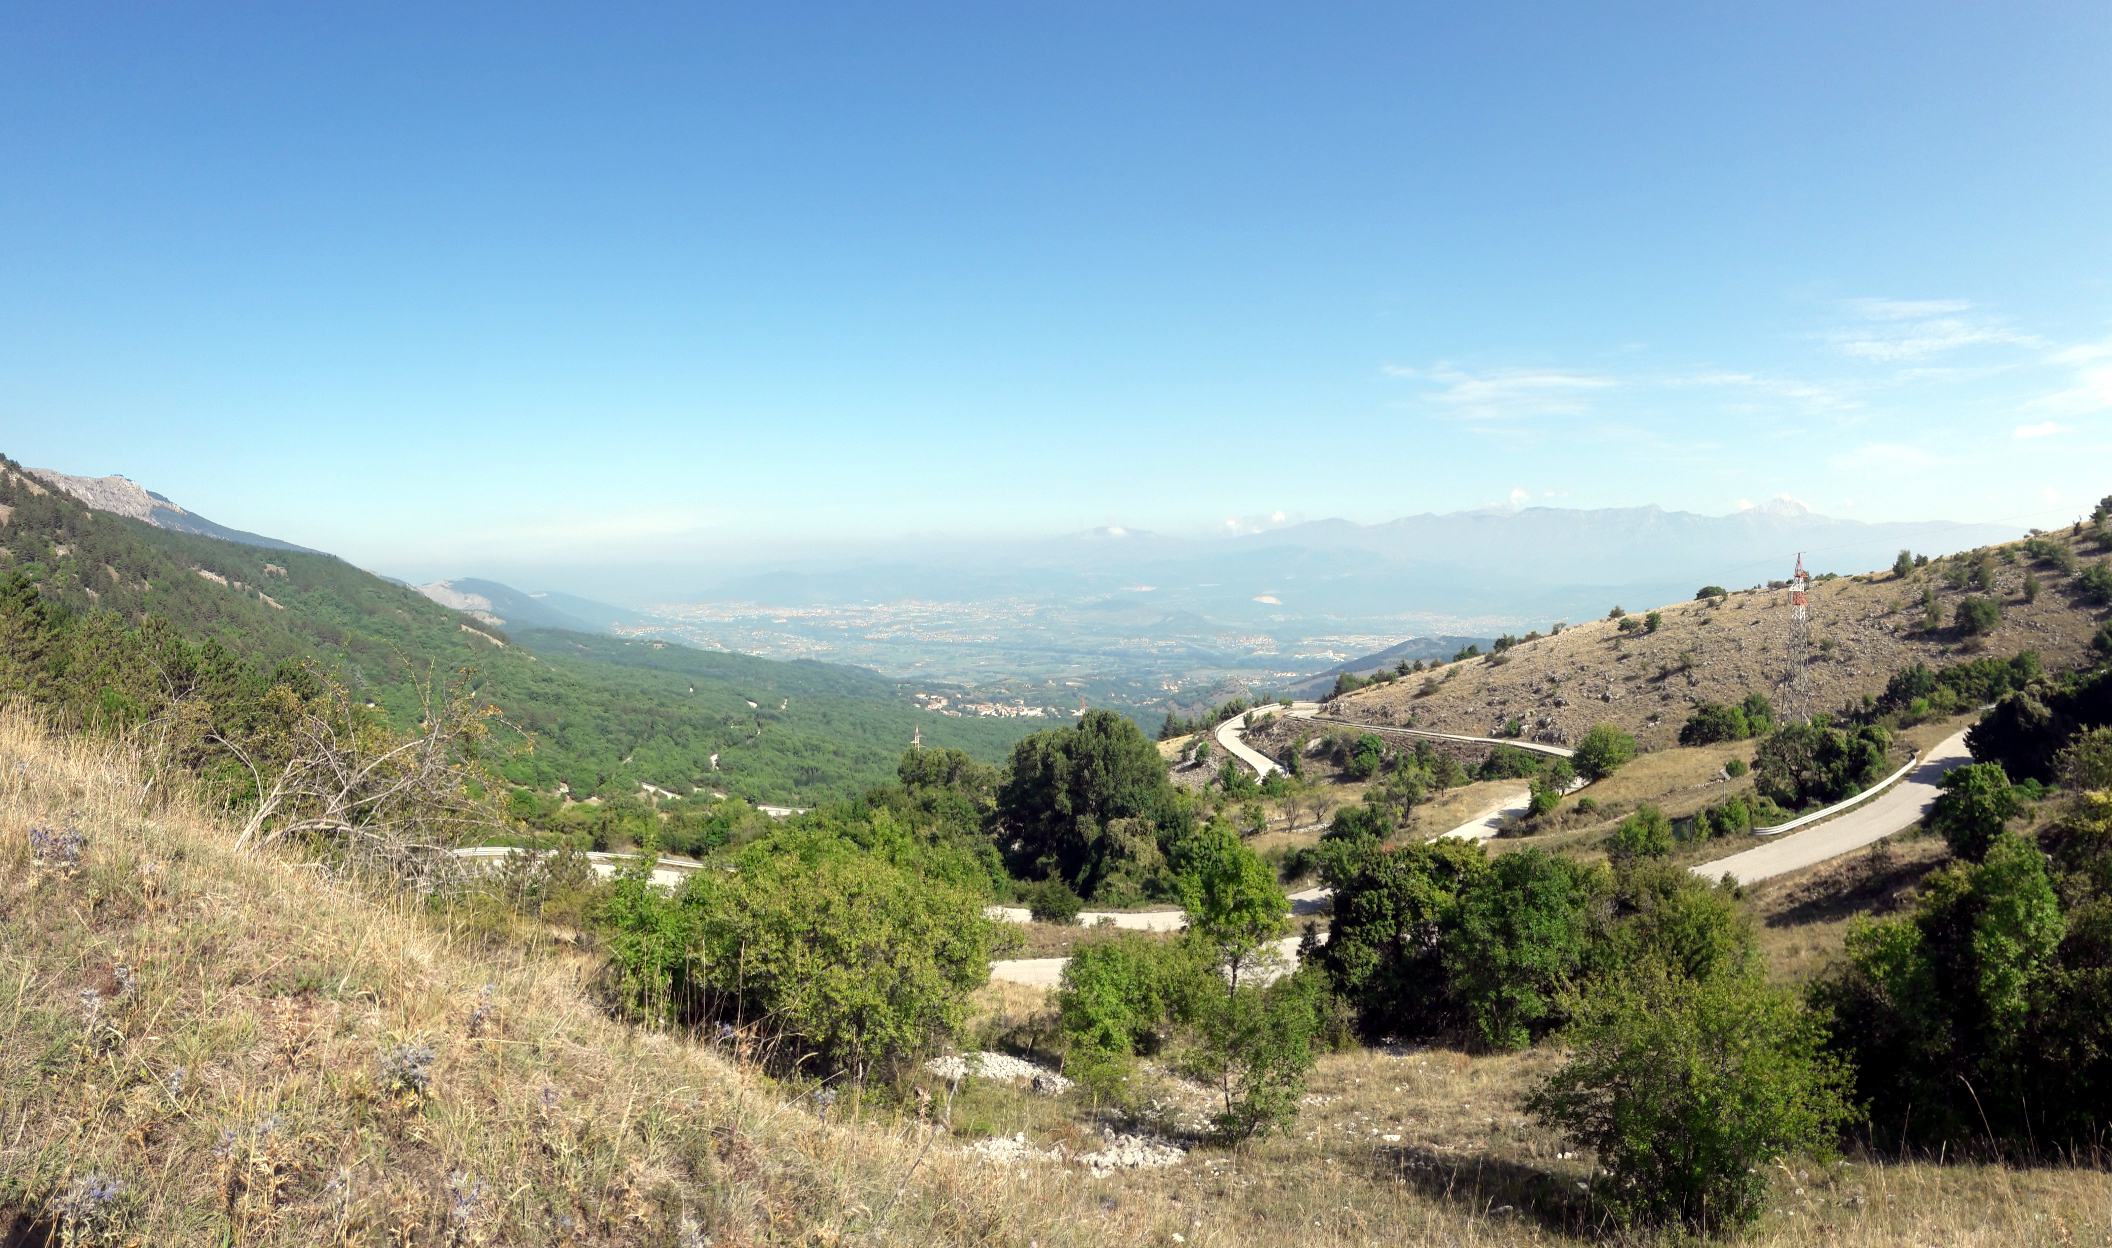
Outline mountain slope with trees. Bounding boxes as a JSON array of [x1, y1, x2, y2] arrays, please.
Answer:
[[0, 454, 1037, 806]]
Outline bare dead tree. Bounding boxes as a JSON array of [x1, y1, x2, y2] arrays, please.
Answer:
[[216, 667, 513, 891]]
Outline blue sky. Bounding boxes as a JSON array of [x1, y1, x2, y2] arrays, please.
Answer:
[[3, 3, 2110, 583]]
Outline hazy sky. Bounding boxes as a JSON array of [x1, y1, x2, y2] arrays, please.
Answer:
[[4, 3, 2110, 582]]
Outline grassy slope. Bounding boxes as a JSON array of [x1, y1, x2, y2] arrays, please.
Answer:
[[1337, 539, 2101, 752], [0, 457, 1038, 805], [6, 716, 2108, 1247]]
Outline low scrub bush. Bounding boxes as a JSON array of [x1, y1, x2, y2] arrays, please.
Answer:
[[1530, 963, 1856, 1231], [1603, 804, 1672, 860], [603, 845, 1017, 1077], [1573, 722, 1638, 781], [1024, 877, 1084, 924]]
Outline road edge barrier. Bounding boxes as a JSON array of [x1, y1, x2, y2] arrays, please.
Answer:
[[1749, 750, 1923, 839]]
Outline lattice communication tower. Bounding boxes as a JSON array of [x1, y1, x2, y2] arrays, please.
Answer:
[[1782, 553, 1815, 724]]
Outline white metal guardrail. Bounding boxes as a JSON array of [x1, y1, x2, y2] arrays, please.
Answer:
[[1750, 750, 1922, 838]]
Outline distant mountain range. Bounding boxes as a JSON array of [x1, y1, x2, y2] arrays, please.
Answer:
[[684, 496, 2020, 629]]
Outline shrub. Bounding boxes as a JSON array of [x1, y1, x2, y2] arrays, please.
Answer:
[[1679, 701, 1749, 746], [1753, 719, 1890, 810], [1645, 611, 1662, 633], [1696, 585, 1728, 599], [1476, 744, 1544, 782], [1604, 804, 1672, 860], [1739, 692, 1776, 735], [1057, 930, 1213, 1100], [1893, 550, 1915, 578], [1574, 795, 1599, 815], [604, 849, 1015, 1076], [1025, 877, 1084, 925], [2024, 570, 2041, 603], [1724, 757, 1748, 779], [1814, 831, 2070, 1150], [1926, 762, 2023, 861], [1309, 836, 1485, 1038], [1529, 964, 1856, 1231], [1954, 596, 2001, 636], [1181, 968, 1326, 1140], [1335, 732, 1384, 780], [2080, 559, 2112, 605], [1573, 722, 1638, 781], [1608, 605, 1625, 619], [1442, 849, 1597, 1050]]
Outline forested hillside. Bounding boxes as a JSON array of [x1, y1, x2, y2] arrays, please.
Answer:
[[0, 455, 1037, 804]]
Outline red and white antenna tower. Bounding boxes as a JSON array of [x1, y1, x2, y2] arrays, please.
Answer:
[[911, 724, 923, 751], [1077, 693, 1087, 720], [1782, 553, 1815, 723]]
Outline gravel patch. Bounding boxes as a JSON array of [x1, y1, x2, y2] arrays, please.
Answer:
[[924, 1051, 1074, 1094], [961, 1126, 1186, 1177]]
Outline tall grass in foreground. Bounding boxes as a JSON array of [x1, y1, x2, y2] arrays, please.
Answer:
[[0, 708, 2108, 1245]]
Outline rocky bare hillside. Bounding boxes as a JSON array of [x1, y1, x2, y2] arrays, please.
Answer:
[[1321, 535, 2104, 753]]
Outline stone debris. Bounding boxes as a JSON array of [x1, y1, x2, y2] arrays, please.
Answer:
[[967, 1132, 1065, 1165], [924, 1051, 1073, 1094], [1076, 1127, 1186, 1176], [964, 1127, 1186, 1177]]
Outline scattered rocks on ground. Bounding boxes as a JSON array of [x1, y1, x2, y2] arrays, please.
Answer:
[[924, 1051, 1074, 1094], [1076, 1127, 1186, 1176], [960, 1126, 1186, 1177]]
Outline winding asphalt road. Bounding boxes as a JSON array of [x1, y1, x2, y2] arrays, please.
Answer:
[[993, 729, 1977, 986], [1690, 729, 1973, 886], [1213, 700, 1572, 781]]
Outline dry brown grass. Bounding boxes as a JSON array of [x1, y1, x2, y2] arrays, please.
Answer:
[[6, 709, 2112, 1246], [1335, 537, 2105, 753]]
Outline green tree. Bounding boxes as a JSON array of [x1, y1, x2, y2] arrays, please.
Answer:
[[1927, 762, 2023, 861], [1173, 823, 1317, 1138], [996, 709, 1184, 895], [1893, 549, 1915, 578], [1603, 803, 1672, 860], [1696, 585, 1728, 599], [1645, 611, 1663, 633], [2023, 569, 2041, 603], [1529, 963, 1856, 1231], [1310, 835, 1486, 1038], [2056, 726, 2112, 789], [1815, 832, 2066, 1148], [1442, 849, 1597, 1050], [1954, 596, 2001, 636], [1678, 701, 1749, 746], [1178, 822, 1291, 985], [1753, 719, 1891, 810], [1573, 722, 1638, 781], [1921, 585, 1942, 631]]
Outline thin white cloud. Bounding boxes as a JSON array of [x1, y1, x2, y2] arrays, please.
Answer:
[[2028, 351, 2112, 414], [2014, 421, 2073, 439], [2044, 487, 2062, 503], [1825, 443, 1943, 472], [1507, 487, 1531, 506], [1829, 298, 2043, 362], [1385, 363, 1614, 422]]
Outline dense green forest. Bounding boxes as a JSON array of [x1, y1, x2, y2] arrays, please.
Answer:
[[0, 455, 1039, 805]]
